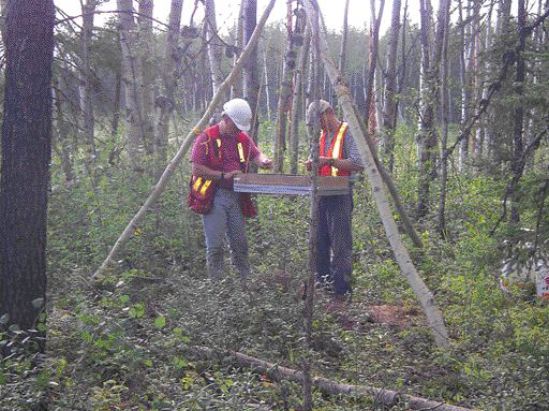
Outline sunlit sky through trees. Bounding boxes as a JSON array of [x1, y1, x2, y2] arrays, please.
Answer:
[[54, 0, 421, 35]]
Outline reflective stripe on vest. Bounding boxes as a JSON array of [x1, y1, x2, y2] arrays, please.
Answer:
[[319, 122, 348, 176], [237, 142, 245, 163], [192, 176, 213, 197], [191, 126, 249, 200]]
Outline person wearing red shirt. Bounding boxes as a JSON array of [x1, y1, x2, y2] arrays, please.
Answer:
[[190, 98, 272, 281]]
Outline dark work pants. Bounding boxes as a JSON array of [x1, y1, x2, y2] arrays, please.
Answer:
[[316, 193, 353, 295]]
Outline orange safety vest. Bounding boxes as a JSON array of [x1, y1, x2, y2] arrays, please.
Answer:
[[318, 122, 350, 176], [188, 125, 256, 217]]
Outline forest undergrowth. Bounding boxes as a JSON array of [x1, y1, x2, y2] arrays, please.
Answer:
[[1, 124, 548, 411]]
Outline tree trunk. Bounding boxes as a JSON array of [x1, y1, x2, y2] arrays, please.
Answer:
[[338, 0, 350, 76], [0, 0, 55, 346], [93, 0, 276, 279], [205, 0, 224, 96], [437, 0, 451, 237], [289, 25, 311, 175], [79, 0, 97, 160], [274, 0, 300, 173], [242, 0, 260, 140], [478, 3, 494, 161], [263, 50, 272, 121], [364, 0, 384, 139], [231, 0, 245, 99], [511, 0, 527, 223], [397, 0, 408, 123], [53, 73, 75, 186], [415, 0, 435, 218], [304, 0, 449, 349], [381, 0, 401, 172], [458, 0, 472, 171], [138, 0, 155, 155], [0, 0, 7, 41], [154, 0, 183, 168], [302, 7, 321, 408], [117, 0, 145, 171], [112, 60, 122, 137]]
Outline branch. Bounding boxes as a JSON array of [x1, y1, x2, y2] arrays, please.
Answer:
[[444, 56, 513, 160], [55, 9, 171, 31], [445, 7, 549, 160], [523, 7, 549, 36], [188, 345, 475, 411], [490, 126, 548, 235]]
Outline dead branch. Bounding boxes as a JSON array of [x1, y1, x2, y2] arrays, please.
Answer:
[[188, 345, 476, 411]]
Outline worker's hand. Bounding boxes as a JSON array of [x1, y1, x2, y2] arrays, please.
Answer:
[[259, 157, 273, 169], [224, 170, 242, 180], [304, 157, 333, 171], [319, 156, 332, 167]]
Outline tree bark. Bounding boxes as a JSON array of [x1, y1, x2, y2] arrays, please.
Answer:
[[416, 0, 435, 218], [381, 0, 401, 172], [304, 0, 449, 349], [364, 0, 384, 139], [53, 73, 75, 186], [0, 0, 55, 343], [511, 0, 527, 223], [93, 0, 276, 279], [437, 0, 451, 237], [263, 50, 272, 121], [154, 0, 183, 169], [0, 0, 7, 41], [338, 0, 350, 76], [274, 0, 300, 173], [458, 0, 473, 171], [303, 6, 322, 408], [112, 59, 122, 137], [117, 0, 145, 171], [138, 0, 155, 155], [205, 0, 224, 96], [242, 0, 260, 140], [79, 0, 97, 160], [289, 25, 311, 175]]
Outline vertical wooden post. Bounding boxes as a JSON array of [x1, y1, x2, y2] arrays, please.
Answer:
[[303, 4, 322, 408]]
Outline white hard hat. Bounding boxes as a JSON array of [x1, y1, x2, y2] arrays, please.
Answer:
[[222, 98, 252, 131], [306, 99, 331, 125]]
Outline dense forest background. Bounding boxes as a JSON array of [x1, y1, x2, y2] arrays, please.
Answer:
[[0, 0, 548, 410]]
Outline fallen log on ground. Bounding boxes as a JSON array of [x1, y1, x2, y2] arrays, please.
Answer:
[[188, 345, 475, 411]]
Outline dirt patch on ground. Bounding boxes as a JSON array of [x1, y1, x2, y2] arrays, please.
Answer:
[[366, 304, 418, 328]]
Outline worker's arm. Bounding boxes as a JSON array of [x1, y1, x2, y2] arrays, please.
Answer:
[[320, 157, 364, 172], [191, 163, 241, 180], [304, 157, 363, 172]]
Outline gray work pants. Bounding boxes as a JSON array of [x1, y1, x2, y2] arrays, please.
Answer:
[[202, 188, 250, 280], [316, 193, 353, 295]]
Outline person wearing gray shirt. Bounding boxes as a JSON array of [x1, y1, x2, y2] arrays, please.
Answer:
[[305, 100, 364, 305]]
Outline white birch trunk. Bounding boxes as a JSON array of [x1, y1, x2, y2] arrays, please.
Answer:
[[117, 0, 145, 170], [138, 0, 155, 154], [79, 0, 97, 159], [204, 0, 224, 96]]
